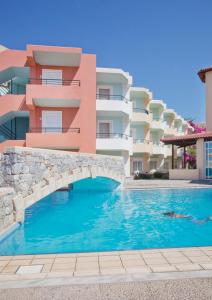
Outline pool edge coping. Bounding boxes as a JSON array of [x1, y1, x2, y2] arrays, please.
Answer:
[[1, 269, 212, 289]]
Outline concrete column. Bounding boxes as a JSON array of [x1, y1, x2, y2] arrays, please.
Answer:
[[122, 151, 130, 177], [196, 138, 204, 179]]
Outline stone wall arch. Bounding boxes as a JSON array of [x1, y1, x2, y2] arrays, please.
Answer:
[[0, 147, 125, 223]]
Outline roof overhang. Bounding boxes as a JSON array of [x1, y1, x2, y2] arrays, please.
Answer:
[[130, 87, 152, 101], [198, 67, 212, 83], [27, 45, 82, 67], [164, 109, 176, 118], [96, 68, 132, 85], [150, 100, 166, 109], [161, 131, 212, 147]]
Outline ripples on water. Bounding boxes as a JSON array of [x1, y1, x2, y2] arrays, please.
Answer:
[[0, 177, 212, 255]]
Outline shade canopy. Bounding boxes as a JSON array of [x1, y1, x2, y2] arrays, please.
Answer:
[[161, 131, 212, 147]]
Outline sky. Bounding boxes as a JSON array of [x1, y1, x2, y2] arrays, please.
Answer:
[[1, 0, 212, 122]]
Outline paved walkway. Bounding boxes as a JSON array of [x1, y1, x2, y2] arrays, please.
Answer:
[[1, 277, 212, 299], [1, 247, 212, 281], [124, 179, 212, 189]]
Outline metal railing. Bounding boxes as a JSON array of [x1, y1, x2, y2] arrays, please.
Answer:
[[133, 139, 151, 144], [96, 94, 129, 103], [0, 84, 10, 96], [29, 127, 80, 133], [152, 116, 162, 121], [133, 108, 149, 114], [0, 124, 16, 139], [96, 133, 130, 139], [29, 78, 80, 86]]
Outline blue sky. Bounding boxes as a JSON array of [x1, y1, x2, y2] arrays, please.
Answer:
[[1, 0, 212, 122]]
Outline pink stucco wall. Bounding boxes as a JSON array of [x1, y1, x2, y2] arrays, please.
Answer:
[[0, 45, 96, 154], [27, 47, 96, 153]]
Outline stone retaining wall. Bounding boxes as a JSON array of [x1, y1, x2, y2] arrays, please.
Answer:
[[0, 188, 14, 232], [0, 147, 125, 224]]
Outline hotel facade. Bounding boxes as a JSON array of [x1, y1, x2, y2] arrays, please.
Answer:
[[0, 44, 191, 176]]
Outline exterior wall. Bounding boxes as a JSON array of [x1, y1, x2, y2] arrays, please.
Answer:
[[97, 82, 124, 96], [130, 98, 189, 175], [169, 169, 199, 180], [27, 53, 96, 153], [196, 138, 205, 179], [96, 116, 124, 134], [205, 71, 212, 131]]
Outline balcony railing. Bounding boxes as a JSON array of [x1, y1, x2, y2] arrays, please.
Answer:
[[29, 78, 80, 86], [29, 127, 80, 133], [133, 108, 149, 114], [0, 84, 10, 96], [96, 133, 130, 139], [96, 94, 129, 103], [133, 139, 151, 144], [0, 80, 26, 96]]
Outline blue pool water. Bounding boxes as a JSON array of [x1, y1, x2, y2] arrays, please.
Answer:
[[0, 177, 212, 255]]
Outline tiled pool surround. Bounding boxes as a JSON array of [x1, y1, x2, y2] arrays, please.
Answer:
[[0, 247, 212, 280]]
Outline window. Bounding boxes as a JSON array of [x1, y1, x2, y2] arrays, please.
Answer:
[[42, 111, 62, 133], [42, 69, 62, 85], [98, 121, 112, 138], [164, 161, 169, 170], [133, 160, 143, 173], [98, 88, 110, 100], [150, 160, 157, 170], [205, 142, 212, 179]]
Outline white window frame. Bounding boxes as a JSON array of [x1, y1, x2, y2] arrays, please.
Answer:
[[97, 85, 112, 100], [132, 158, 143, 174], [97, 120, 113, 138], [41, 69, 63, 85]]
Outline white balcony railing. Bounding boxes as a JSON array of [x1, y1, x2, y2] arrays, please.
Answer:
[[96, 94, 132, 117], [96, 133, 132, 153]]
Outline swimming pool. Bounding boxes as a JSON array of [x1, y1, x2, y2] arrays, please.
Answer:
[[0, 177, 212, 255]]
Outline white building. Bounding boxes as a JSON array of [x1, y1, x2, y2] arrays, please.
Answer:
[[96, 67, 192, 176]]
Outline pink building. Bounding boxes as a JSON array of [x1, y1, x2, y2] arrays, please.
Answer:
[[0, 45, 96, 153]]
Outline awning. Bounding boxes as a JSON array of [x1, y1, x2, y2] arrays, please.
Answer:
[[161, 131, 212, 147]]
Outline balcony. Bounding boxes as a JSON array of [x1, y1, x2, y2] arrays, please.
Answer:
[[151, 118, 165, 131], [132, 108, 152, 124], [164, 126, 177, 136], [26, 127, 80, 150], [26, 78, 81, 108], [133, 139, 152, 154], [96, 133, 132, 153], [96, 94, 132, 117], [164, 145, 172, 157], [152, 143, 165, 155], [27, 45, 82, 67]]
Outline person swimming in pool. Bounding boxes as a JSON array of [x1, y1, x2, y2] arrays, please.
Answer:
[[163, 212, 212, 223], [163, 212, 191, 219]]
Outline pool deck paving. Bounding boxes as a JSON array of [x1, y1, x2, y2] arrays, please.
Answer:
[[124, 179, 212, 189], [1, 246, 212, 283]]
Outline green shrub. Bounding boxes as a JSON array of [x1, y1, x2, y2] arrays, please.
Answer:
[[153, 172, 169, 179], [134, 172, 154, 180]]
